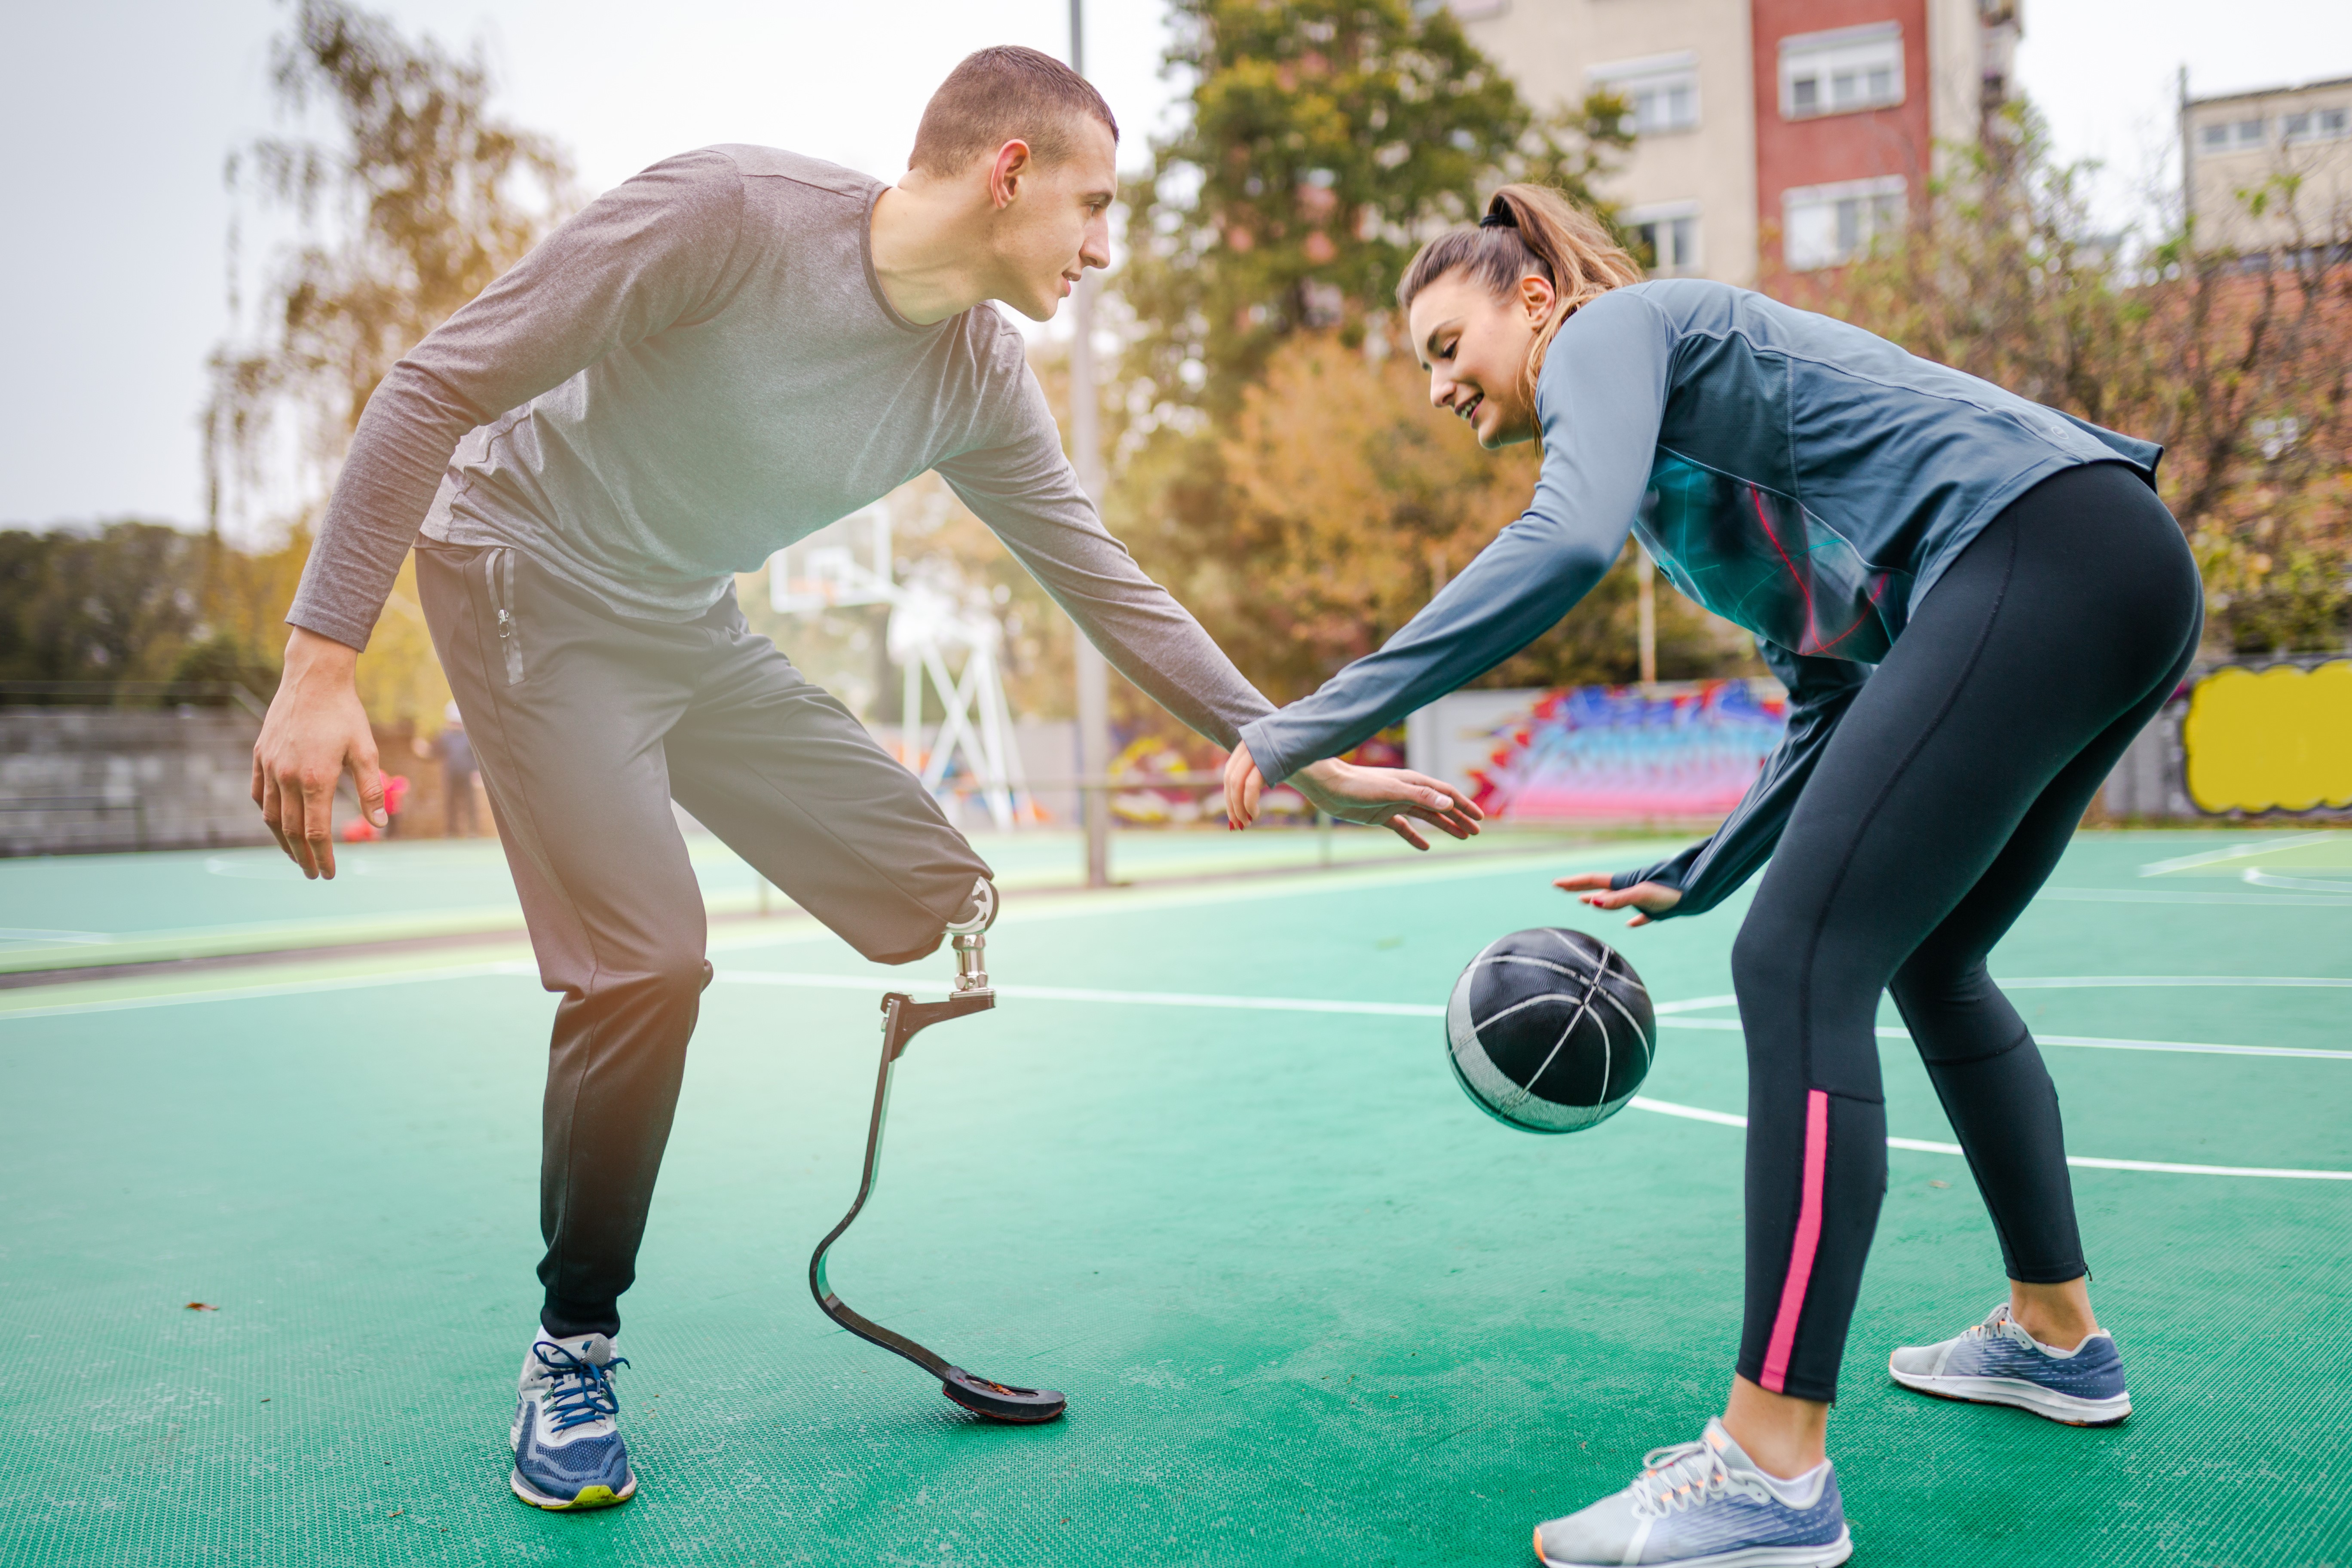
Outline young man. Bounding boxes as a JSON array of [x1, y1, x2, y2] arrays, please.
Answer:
[[251, 47, 1474, 1511]]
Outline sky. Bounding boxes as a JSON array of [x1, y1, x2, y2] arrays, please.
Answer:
[[3, 0, 2350, 532]]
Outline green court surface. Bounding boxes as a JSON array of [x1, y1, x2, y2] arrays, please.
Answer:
[[2, 830, 2347, 1566]]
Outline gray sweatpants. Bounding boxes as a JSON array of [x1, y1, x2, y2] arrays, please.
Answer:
[[417, 540, 990, 1338]]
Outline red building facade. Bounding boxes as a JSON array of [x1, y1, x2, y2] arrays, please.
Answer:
[[1752, 0, 1936, 288]]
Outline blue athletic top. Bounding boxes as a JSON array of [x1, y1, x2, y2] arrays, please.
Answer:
[[1234, 279, 2160, 918]]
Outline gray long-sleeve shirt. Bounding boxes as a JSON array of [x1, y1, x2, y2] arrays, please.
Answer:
[[288, 144, 1274, 748]]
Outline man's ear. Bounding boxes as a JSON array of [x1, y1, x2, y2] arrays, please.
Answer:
[[988, 140, 1035, 211], [1519, 273, 1558, 325]]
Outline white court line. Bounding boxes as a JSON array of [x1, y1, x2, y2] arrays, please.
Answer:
[[9, 965, 2343, 1180], [710, 974, 2352, 1182], [1656, 1016, 2352, 1062], [2244, 870, 2352, 893], [718, 969, 1446, 1017], [9, 962, 2334, 1074], [1654, 995, 1740, 1014], [1646, 976, 2352, 997], [1629, 1097, 2352, 1181], [2037, 887, 2352, 907], [0, 928, 115, 946], [1998, 975, 2352, 990], [722, 973, 1746, 1022], [2137, 833, 2336, 877], [0, 960, 536, 1021]]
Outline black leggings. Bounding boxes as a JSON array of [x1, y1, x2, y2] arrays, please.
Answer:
[[1732, 463, 2202, 1403]]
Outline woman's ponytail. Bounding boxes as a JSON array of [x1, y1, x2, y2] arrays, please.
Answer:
[[1397, 184, 1642, 410]]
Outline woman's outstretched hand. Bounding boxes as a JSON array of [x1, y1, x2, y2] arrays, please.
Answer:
[[1554, 870, 1682, 928], [1223, 742, 1485, 851]]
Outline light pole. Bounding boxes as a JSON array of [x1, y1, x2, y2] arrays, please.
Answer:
[[1069, 0, 1112, 887]]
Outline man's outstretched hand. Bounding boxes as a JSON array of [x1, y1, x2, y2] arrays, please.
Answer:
[[251, 627, 387, 879], [1222, 741, 1484, 851], [1553, 871, 1682, 927]]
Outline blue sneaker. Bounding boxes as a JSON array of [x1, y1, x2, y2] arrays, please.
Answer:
[[1888, 1302, 2131, 1425], [509, 1332, 637, 1510], [1533, 1417, 1852, 1567]]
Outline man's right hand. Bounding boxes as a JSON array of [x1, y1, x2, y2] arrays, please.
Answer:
[[251, 627, 386, 879]]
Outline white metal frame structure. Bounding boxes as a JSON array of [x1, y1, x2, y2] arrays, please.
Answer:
[[769, 500, 1033, 830]]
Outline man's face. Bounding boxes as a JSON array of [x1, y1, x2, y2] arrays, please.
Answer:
[[991, 118, 1117, 321]]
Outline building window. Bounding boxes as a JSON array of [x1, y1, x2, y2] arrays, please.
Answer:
[[1781, 24, 1903, 120], [2199, 122, 2229, 151], [2233, 116, 2266, 147], [2284, 106, 2349, 142], [1592, 52, 1700, 137], [1623, 202, 1702, 276], [1783, 176, 1905, 270]]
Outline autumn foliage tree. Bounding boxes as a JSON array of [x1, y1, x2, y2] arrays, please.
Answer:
[[1096, 0, 1744, 722], [1205, 337, 1742, 700], [1119, 0, 1628, 414], [204, 0, 575, 727]]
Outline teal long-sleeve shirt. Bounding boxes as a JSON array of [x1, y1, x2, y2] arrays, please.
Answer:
[[1234, 279, 2159, 919]]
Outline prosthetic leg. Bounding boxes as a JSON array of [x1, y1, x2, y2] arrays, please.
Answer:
[[806, 879, 1068, 1423]]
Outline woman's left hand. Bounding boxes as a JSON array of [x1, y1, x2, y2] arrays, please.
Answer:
[[1223, 743, 1485, 850], [1554, 870, 1682, 927]]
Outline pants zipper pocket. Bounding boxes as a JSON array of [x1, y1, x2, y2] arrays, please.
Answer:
[[485, 548, 525, 684]]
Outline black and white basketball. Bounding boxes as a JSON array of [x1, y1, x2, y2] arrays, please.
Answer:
[[1446, 928, 1657, 1134]]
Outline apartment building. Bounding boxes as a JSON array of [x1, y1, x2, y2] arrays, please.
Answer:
[[1452, 0, 2019, 288], [2181, 74, 2352, 253]]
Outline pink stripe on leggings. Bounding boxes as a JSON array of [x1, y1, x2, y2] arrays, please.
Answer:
[[1760, 1089, 1831, 1393]]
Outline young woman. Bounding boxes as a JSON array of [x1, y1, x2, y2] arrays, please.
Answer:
[[1223, 186, 2201, 1568]]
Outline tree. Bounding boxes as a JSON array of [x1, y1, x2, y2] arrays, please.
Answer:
[[1089, 0, 1721, 726], [1207, 336, 1745, 701], [1802, 102, 2351, 655], [0, 524, 205, 687], [1118, 0, 1630, 417], [205, 0, 574, 724]]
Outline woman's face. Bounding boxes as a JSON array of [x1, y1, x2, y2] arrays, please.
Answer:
[[1406, 269, 1558, 450]]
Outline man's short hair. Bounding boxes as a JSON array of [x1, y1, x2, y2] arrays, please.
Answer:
[[909, 46, 1119, 178]]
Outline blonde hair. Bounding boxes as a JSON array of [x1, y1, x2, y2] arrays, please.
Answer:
[[1396, 184, 1642, 410]]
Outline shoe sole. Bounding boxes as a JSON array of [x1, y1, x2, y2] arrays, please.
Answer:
[[1534, 1525, 1853, 1568], [1888, 1363, 2131, 1426], [510, 1467, 637, 1510]]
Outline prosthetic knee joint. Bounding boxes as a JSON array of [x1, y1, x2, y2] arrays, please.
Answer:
[[944, 876, 997, 995]]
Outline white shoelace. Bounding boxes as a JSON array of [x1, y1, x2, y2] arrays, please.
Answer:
[[1627, 1439, 1776, 1519], [1969, 1303, 2016, 1340]]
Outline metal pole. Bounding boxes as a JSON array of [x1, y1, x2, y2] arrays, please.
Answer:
[[1069, 0, 1112, 888], [1636, 553, 1658, 689]]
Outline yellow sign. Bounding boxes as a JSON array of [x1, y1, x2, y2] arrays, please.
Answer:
[[2182, 661, 2352, 813]]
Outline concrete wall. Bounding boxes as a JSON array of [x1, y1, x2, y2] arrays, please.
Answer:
[[0, 707, 272, 856], [2095, 704, 2197, 821]]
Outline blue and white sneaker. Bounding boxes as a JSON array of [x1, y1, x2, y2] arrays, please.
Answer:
[[1888, 1302, 2131, 1425], [1533, 1417, 1852, 1567], [509, 1331, 637, 1510]]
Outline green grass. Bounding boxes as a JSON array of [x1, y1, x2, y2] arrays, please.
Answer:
[[1, 833, 2346, 1566]]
